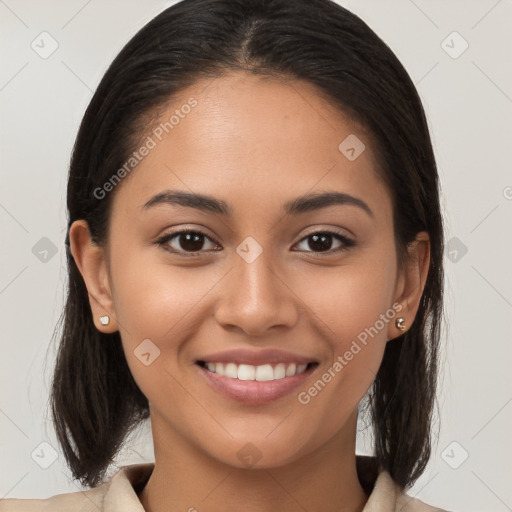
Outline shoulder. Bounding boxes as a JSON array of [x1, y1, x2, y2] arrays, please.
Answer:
[[0, 485, 106, 511], [362, 466, 452, 512], [396, 490, 452, 512], [0, 463, 154, 512]]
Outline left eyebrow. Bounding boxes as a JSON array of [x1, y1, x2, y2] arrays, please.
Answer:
[[142, 189, 374, 218], [283, 191, 374, 218]]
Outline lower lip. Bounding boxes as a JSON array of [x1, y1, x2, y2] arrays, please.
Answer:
[[197, 364, 317, 405]]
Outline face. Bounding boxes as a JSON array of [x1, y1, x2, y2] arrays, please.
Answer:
[[76, 71, 425, 469]]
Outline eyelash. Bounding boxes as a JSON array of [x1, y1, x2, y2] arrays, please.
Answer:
[[155, 228, 355, 257]]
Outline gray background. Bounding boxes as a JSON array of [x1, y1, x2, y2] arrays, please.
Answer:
[[1, 0, 511, 510]]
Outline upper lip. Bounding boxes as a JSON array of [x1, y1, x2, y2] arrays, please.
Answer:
[[196, 349, 317, 366]]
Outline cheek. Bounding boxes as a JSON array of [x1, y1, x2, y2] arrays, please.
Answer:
[[108, 251, 225, 395], [107, 254, 200, 412], [292, 248, 396, 416], [301, 250, 397, 348], [109, 250, 214, 341]]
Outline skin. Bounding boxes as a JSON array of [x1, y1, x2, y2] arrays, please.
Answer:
[[70, 71, 430, 512]]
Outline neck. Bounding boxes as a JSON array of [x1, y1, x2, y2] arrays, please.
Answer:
[[139, 411, 368, 512]]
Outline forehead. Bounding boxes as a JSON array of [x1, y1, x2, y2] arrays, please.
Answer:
[[110, 71, 392, 224]]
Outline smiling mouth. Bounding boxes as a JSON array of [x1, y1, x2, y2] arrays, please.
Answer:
[[196, 361, 318, 381]]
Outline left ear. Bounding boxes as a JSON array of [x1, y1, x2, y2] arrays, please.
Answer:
[[388, 231, 430, 339]]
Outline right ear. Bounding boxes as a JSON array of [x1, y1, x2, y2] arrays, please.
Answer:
[[68, 220, 119, 333]]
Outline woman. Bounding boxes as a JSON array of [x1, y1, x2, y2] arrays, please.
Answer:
[[1, 0, 448, 510]]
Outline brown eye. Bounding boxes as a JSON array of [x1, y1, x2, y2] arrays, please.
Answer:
[[294, 231, 355, 254], [157, 230, 220, 255]]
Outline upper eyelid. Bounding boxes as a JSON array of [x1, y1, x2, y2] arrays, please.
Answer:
[[160, 225, 354, 241], [297, 226, 354, 241]]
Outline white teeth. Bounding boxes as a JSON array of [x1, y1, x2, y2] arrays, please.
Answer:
[[203, 361, 310, 381], [285, 363, 296, 377], [224, 362, 238, 378], [255, 364, 274, 381], [238, 364, 255, 380], [297, 364, 307, 374], [274, 363, 286, 379]]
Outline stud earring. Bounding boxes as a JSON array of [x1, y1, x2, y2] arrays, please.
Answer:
[[395, 317, 406, 331], [99, 315, 110, 326]]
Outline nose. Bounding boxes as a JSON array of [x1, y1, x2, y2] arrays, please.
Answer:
[[213, 248, 299, 337]]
